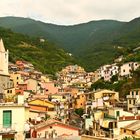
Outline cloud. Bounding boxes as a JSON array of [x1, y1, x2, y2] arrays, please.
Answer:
[[0, 0, 140, 25]]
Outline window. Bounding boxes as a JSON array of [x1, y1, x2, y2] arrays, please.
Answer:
[[132, 91, 134, 96], [134, 100, 135, 105], [109, 122, 113, 129], [115, 122, 117, 128], [116, 111, 120, 117], [48, 108, 54, 111], [17, 77, 19, 80], [77, 95, 80, 99], [3, 110, 12, 128], [124, 129, 126, 133], [129, 100, 131, 104], [123, 69, 125, 72], [62, 96, 66, 99], [136, 91, 138, 95], [132, 131, 135, 134]]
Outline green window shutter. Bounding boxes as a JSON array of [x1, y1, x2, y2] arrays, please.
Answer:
[[116, 111, 120, 117], [3, 110, 12, 128]]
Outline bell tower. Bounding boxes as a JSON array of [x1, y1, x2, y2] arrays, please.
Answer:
[[0, 39, 9, 75]]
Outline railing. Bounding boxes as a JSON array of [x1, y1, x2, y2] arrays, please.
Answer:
[[126, 95, 139, 98], [104, 114, 116, 120], [0, 123, 17, 134], [86, 101, 92, 105]]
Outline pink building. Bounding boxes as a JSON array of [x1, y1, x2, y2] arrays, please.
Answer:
[[41, 82, 59, 95]]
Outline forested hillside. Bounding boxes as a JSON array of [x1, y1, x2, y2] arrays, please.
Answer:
[[0, 27, 77, 74], [0, 17, 140, 71]]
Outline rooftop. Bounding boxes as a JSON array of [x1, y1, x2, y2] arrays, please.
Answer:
[[122, 120, 140, 131]]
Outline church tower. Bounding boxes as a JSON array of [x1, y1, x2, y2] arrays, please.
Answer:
[[0, 39, 9, 75]]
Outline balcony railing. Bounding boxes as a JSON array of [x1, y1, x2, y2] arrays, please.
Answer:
[[86, 101, 92, 105], [0, 123, 17, 134], [126, 95, 139, 99]]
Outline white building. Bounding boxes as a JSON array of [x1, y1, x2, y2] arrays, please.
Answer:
[[0, 102, 29, 140], [97, 64, 119, 81], [119, 62, 139, 77], [127, 88, 140, 111]]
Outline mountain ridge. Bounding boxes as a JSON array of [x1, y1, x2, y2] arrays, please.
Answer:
[[0, 16, 140, 71]]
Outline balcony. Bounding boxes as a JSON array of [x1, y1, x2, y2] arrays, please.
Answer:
[[0, 123, 17, 134], [86, 101, 92, 105], [126, 95, 139, 99]]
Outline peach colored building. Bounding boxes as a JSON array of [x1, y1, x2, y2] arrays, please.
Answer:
[[30, 119, 79, 139], [41, 82, 59, 95], [75, 93, 86, 109], [10, 73, 22, 87], [25, 78, 40, 93]]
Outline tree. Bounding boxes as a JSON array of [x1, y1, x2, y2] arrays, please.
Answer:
[[75, 108, 84, 117], [90, 79, 111, 90], [121, 136, 137, 140], [111, 74, 118, 83]]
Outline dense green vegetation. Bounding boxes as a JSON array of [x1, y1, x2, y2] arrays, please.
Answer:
[[0, 27, 77, 74], [0, 17, 125, 71], [75, 108, 84, 117], [0, 17, 140, 71], [121, 136, 138, 140]]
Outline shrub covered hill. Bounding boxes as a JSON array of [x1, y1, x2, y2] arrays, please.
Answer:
[[1, 17, 140, 71], [0, 27, 77, 75]]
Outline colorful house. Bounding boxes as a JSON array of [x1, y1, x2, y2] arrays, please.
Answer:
[[30, 119, 79, 139], [120, 120, 140, 138], [28, 99, 55, 119]]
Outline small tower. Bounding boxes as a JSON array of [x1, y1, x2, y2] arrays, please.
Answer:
[[0, 39, 9, 75]]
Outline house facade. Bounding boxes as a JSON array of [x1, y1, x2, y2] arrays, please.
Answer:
[[127, 88, 140, 111], [119, 62, 139, 77], [0, 103, 29, 140]]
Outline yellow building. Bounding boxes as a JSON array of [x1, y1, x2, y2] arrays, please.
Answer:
[[10, 73, 22, 87], [75, 93, 86, 109], [4, 87, 15, 101], [51, 94, 68, 103], [120, 120, 140, 138], [91, 107, 137, 138], [86, 89, 119, 101], [28, 99, 55, 109], [40, 75, 50, 82], [127, 88, 140, 111]]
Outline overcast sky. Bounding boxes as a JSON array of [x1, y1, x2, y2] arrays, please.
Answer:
[[0, 0, 140, 25]]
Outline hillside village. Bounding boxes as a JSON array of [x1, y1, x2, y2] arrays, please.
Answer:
[[1, 38, 140, 140]]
